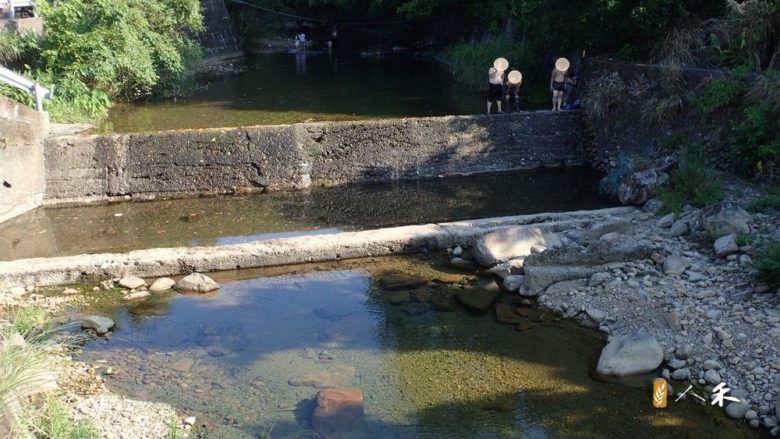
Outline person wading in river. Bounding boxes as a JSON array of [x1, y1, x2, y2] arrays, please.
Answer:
[[550, 57, 569, 111], [487, 67, 505, 115]]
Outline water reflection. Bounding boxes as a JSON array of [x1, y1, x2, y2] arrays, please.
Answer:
[[0, 169, 613, 260]]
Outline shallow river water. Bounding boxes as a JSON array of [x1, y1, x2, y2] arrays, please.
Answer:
[[1, 169, 613, 261], [72, 256, 762, 439]]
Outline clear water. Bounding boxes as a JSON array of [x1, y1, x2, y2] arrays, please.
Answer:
[[73, 257, 761, 439], [107, 53, 483, 133], [0, 169, 614, 261]]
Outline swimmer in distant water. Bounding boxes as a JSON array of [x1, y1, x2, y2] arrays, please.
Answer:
[[487, 67, 504, 115]]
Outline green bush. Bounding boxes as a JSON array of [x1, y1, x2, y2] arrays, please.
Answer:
[[442, 36, 535, 91], [0, 0, 203, 122], [691, 78, 742, 114], [750, 186, 780, 212], [754, 242, 780, 290], [24, 395, 96, 439], [729, 102, 780, 178], [658, 145, 723, 213]]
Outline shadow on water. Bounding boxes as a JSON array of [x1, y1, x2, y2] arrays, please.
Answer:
[[71, 256, 766, 439], [0, 168, 613, 260], [108, 53, 484, 132]]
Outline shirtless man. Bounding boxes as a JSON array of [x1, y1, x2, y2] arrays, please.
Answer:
[[550, 58, 569, 111]]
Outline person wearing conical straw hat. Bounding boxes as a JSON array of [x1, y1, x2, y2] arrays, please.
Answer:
[[505, 70, 522, 112], [550, 57, 569, 111]]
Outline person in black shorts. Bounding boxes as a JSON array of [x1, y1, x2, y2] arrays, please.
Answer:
[[486, 67, 504, 114]]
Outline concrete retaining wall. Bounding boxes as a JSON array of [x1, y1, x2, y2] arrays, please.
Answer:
[[0, 207, 634, 288], [44, 111, 585, 203], [0, 96, 49, 223]]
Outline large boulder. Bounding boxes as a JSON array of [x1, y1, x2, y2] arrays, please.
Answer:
[[80, 315, 115, 335], [312, 388, 365, 436], [699, 202, 751, 238], [713, 234, 739, 258], [618, 168, 669, 205], [596, 331, 664, 377], [175, 273, 220, 293], [524, 265, 597, 292], [473, 226, 561, 267]]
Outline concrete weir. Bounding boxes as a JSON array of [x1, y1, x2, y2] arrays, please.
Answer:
[[0, 207, 634, 288], [43, 111, 584, 204]]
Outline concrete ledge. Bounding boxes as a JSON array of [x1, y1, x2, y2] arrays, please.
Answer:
[[0, 207, 635, 287], [44, 111, 585, 204]]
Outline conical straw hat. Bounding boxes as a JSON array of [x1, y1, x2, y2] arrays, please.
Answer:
[[555, 57, 570, 72], [507, 70, 522, 84], [493, 57, 509, 72]]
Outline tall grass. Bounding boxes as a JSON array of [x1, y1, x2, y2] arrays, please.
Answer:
[[442, 36, 536, 91], [657, 145, 723, 213], [23, 395, 96, 439], [755, 242, 780, 290]]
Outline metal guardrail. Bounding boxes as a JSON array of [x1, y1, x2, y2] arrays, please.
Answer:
[[2, 0, 35, 20], [0, 65, 52, 111]]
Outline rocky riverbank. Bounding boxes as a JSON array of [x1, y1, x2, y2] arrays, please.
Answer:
[[445, 193, 780, 433]]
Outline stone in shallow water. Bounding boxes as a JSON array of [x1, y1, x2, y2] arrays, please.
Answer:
[[312, 388, 365, 436], [455, 289, 500, 314], [379, 273, 428, 290], [383, 290, 410, 305], [124, 291, 151, 301], [288, 366, 356, 388], [429, 293, 456, 312], [495, 303, 520, 324], [119, 275, 146, 290], [80, 315, 115, 335], [596, 331, 663, 377], [176, 273, 219, 293], [149, 277, 176, 293]]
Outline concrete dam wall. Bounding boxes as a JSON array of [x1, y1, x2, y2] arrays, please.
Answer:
[[43, 112, 585, 204]]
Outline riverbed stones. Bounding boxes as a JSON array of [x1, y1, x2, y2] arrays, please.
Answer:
[[472, 226, 560, 267], [596, 331, 663, 377], [643, 199, 664, 215], [714, 234, 739, 258], [488, 258, 525, 278], [288, 366, 356, 389], [311, 388, 365, 436], [149, 277, 176, 293], [80, 315, 115, 335], [657, 214, 675, 229], [580, 220, 632, 244], [671, 368, 691, 381], [124, 291, 151, 301], [704, 359, 724, 371], [726, 401, 751, 419], [455, 289, 500, 314], [699, 202, 751, 237], [502, 275, 525, 292], [663, 255, 690, 275], [118, 275, 146, 290], [379, 273, 428, 290], [524, 265, 597, 292], [495, 303, 521, 324], [586, 308, 607, 324], [704, 369, 722, 385], [175, 273, 219, 293], [669, 220, 689, 237]]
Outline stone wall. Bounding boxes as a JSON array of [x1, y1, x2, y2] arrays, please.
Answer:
[[44, 112, 585, 204], [0, 96, 49, 223]]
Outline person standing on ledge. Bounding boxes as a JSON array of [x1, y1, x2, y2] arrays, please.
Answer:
[[505, 70, 522, 112], [550, 57, 569, 111], [487, 67, 504, 115]]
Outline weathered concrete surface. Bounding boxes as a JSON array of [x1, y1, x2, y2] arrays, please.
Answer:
[[44, 112, 585, 204], [0, 96, 49, 224], [0, 207, 634, 288]]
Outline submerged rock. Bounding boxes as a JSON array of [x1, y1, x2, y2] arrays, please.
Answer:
[[311, 388, 365, 436], [472, 226, 560, 267], [176, 273, 219, 293], [494, 303, 521, 324], [124, 291, 151, 301], [596, 331, 663, 377], [379, 273, 428, 290], [81, 315, 115, 335], [455, 289, 500, 314]]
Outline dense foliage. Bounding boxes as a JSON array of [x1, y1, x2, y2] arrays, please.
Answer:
[[0, 0, 203, 122]]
